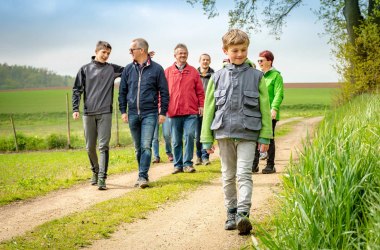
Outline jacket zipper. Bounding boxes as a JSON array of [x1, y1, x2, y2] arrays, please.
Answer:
[[137, 66, 146, 115]]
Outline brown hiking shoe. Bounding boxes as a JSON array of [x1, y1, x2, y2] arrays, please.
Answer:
[[184, 166, 196, 173], [172, 168, 184, 174]]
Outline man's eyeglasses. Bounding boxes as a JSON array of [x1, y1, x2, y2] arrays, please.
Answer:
[[129, 48, 142, 53], [257, 59, 266, 63]]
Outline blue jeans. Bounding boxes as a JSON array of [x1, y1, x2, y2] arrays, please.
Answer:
[[171, 115, 197, 169], [195, 115, 209, 160], [128, 113, 157, 179], [152, 117, 172, 158]]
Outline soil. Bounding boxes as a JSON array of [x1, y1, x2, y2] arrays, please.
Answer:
[[0, 117, 322, 249]]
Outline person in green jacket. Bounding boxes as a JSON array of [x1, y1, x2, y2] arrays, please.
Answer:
[[201, 29, 272, 235], [252, 50, 284, 174]]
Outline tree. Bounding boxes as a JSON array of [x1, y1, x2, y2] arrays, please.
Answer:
[[187, 0, 380, 100]]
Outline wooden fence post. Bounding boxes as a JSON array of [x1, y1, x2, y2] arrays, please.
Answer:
[[66, 93, 71, 148], [10, 114, 18, 152]]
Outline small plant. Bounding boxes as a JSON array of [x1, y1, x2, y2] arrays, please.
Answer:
[[46, 134, 66, 149]]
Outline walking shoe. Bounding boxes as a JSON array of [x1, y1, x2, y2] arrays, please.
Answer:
[[90, 172, 98, 185], [134, 178, 139, 188], [252, 165, 259, 173], [195, 157, 202, 165], [172, 168, 184, 174], [138, 177, 149, 189], [236, 212, 252, 235], [202, 158, 210, 165], [225, 211, 237, 230], [152, 157, 160, 163], [98, 178, 107, 190], [167, 153, 174, 162], [262, 165, 276, 174], [184, 166, 196, 173]]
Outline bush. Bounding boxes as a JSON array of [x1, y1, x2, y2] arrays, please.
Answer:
[[46, 134, 67, 149]]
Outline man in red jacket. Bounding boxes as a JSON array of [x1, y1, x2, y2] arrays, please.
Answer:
[[165, 43, 205, 174]]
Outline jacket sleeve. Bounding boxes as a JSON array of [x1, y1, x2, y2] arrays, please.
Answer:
[[157, 66, 169, 116], [118, 66, 129, 114], [72, 67, 85, 112], [195, 73, 205, 107], [258, 77, 273, 142], [111, 63, 124, 78], [200, 76, 216, 146], [271, 73, 284, 112]]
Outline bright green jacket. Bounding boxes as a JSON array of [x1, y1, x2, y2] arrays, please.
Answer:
[[200, 59, 272, 148], [264, 68, 284, 120]]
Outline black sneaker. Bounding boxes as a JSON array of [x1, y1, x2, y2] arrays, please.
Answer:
[[262, 165, 276, 174], [236, 212, 252, 235], [252, 165, 259, 173], [98, 178, 107, 190], [225, 212, 237, 230], [90, 172, 98, 185]]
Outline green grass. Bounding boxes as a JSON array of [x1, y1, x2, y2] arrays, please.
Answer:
[[0, 89, 72, 114], [256, 93, 380, 249], [282, 88, 337, 106], [0, 147, 137, 206], [0, 163, 221, 249]]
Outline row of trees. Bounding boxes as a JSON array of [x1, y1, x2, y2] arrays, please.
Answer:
[[187, 0, 380, 101], [0, 63, 74, 90]]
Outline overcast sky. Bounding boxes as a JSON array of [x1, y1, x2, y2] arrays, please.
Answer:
[[0, 0, 339, 83]]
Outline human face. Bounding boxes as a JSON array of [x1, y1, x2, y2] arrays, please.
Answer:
[[199, 55, 211, 70], [95, 48, 111, 63], [223, 44, 248, 65], [257, 56, 271, 72], [129, 41, 143, 61], [174, 48, 188, 66]]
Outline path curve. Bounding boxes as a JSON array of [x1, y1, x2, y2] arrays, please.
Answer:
[[0, 116, 321, 248]]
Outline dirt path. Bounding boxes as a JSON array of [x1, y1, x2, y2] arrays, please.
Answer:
[[0, 117, 322, 248]]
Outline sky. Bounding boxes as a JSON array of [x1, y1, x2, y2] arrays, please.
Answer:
[[0, 0, 340, 83]]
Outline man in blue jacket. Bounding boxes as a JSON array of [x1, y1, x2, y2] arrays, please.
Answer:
[[119, 38, 169, 188]]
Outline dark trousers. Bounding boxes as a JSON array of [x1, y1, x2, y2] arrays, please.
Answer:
[[253, 119, 277, 167]]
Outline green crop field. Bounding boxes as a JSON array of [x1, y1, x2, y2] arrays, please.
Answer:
[[282, 88, 338, 106], [0, 86, 339, 151]]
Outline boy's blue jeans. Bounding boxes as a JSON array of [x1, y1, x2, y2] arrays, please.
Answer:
[[218, 139, 256, 213], [171, 115, 197, 169], [128, 113, 157, 180], [152, 117, 172, 158]]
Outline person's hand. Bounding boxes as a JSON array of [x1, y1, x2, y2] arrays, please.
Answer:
[[199, 107, 204, 116], [207, 146, 215, 154], [121, 113, 128, 123], [158, 115, 166, 124], [72, 112, 80, 120], [271, 109, 277, 120], [259, 143, 269, 153], [148, 51, 155, 57]]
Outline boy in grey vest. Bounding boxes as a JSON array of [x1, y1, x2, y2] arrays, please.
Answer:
[[200, 29, 272, 235]]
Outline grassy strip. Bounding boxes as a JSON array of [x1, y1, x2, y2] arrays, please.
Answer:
[[255, 93, 380, 249], [0, 163, 221, 249], [0, 147, 139, 206], [275, 120, 301, 137]]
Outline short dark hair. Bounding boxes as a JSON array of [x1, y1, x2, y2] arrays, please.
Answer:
[[96, 41, 112, 51], [259, 50, 274, 65]]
